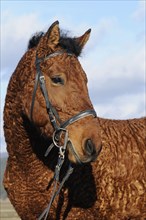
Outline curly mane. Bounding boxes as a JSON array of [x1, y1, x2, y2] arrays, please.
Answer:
[[28, 32, 44, 50], [28, 30, 82, 56]]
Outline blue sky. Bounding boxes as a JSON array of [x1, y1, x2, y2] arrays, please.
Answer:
[[1, 0, 145, 152]]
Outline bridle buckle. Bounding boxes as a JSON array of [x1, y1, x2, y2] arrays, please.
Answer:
[[39, 75, 45, 83]]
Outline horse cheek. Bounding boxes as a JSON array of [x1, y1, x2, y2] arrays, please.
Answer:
[[22, 96, 47, 127]]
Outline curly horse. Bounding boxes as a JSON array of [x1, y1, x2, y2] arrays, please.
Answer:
[[3, 21, 146, 219]]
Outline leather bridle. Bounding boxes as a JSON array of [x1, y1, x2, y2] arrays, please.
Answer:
[[30, 51, 97, 219]]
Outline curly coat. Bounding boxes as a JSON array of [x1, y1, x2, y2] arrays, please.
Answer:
[[3, 21, 146, 220]]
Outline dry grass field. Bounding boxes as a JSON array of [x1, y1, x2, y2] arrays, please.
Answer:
[[0, 199, 20, 220]]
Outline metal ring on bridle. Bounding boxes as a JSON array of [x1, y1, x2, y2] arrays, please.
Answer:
[[52, 128, 68, 149]]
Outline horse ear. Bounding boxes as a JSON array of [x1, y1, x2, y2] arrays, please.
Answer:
[[75, 29, 91, 49], [37, 21, 60, 57], [46, 20, 60, 49]]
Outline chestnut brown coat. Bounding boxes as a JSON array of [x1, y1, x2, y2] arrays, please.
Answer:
[[3, 21, 146, 220]]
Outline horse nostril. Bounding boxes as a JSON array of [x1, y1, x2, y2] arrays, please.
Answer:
[[85, 139, 95, 156]]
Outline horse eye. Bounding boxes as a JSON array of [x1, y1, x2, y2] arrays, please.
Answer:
[[51, 76, 64, 85]]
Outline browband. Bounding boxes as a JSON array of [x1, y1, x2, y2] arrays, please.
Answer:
[[36, 51, 73, 64]]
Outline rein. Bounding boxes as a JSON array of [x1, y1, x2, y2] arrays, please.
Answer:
[[30, 51, 97, 219]]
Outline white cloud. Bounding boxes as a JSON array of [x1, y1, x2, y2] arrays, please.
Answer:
[[2, 12, 39, 40], [82, 38, 145, 89], [94, 93, 145, 119], [86, 41, 145, 118], [80, 16, 145, 120], [132, 1, 145, 22], [82, 17, 117, 55], [1, 11, 44, 72]]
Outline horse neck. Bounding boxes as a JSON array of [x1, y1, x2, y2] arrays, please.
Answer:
[[4, 49, 58, 170]]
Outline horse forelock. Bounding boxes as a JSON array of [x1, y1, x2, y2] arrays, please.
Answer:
[[27, 30, 82, 57]]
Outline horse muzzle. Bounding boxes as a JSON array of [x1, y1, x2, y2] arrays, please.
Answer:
[[67, 138, 102, 164]]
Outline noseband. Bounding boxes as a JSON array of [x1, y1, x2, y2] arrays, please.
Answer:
[[30, 51, 97, 219]]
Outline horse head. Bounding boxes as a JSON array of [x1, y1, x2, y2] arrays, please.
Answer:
[[22, 21, 102, 164]]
